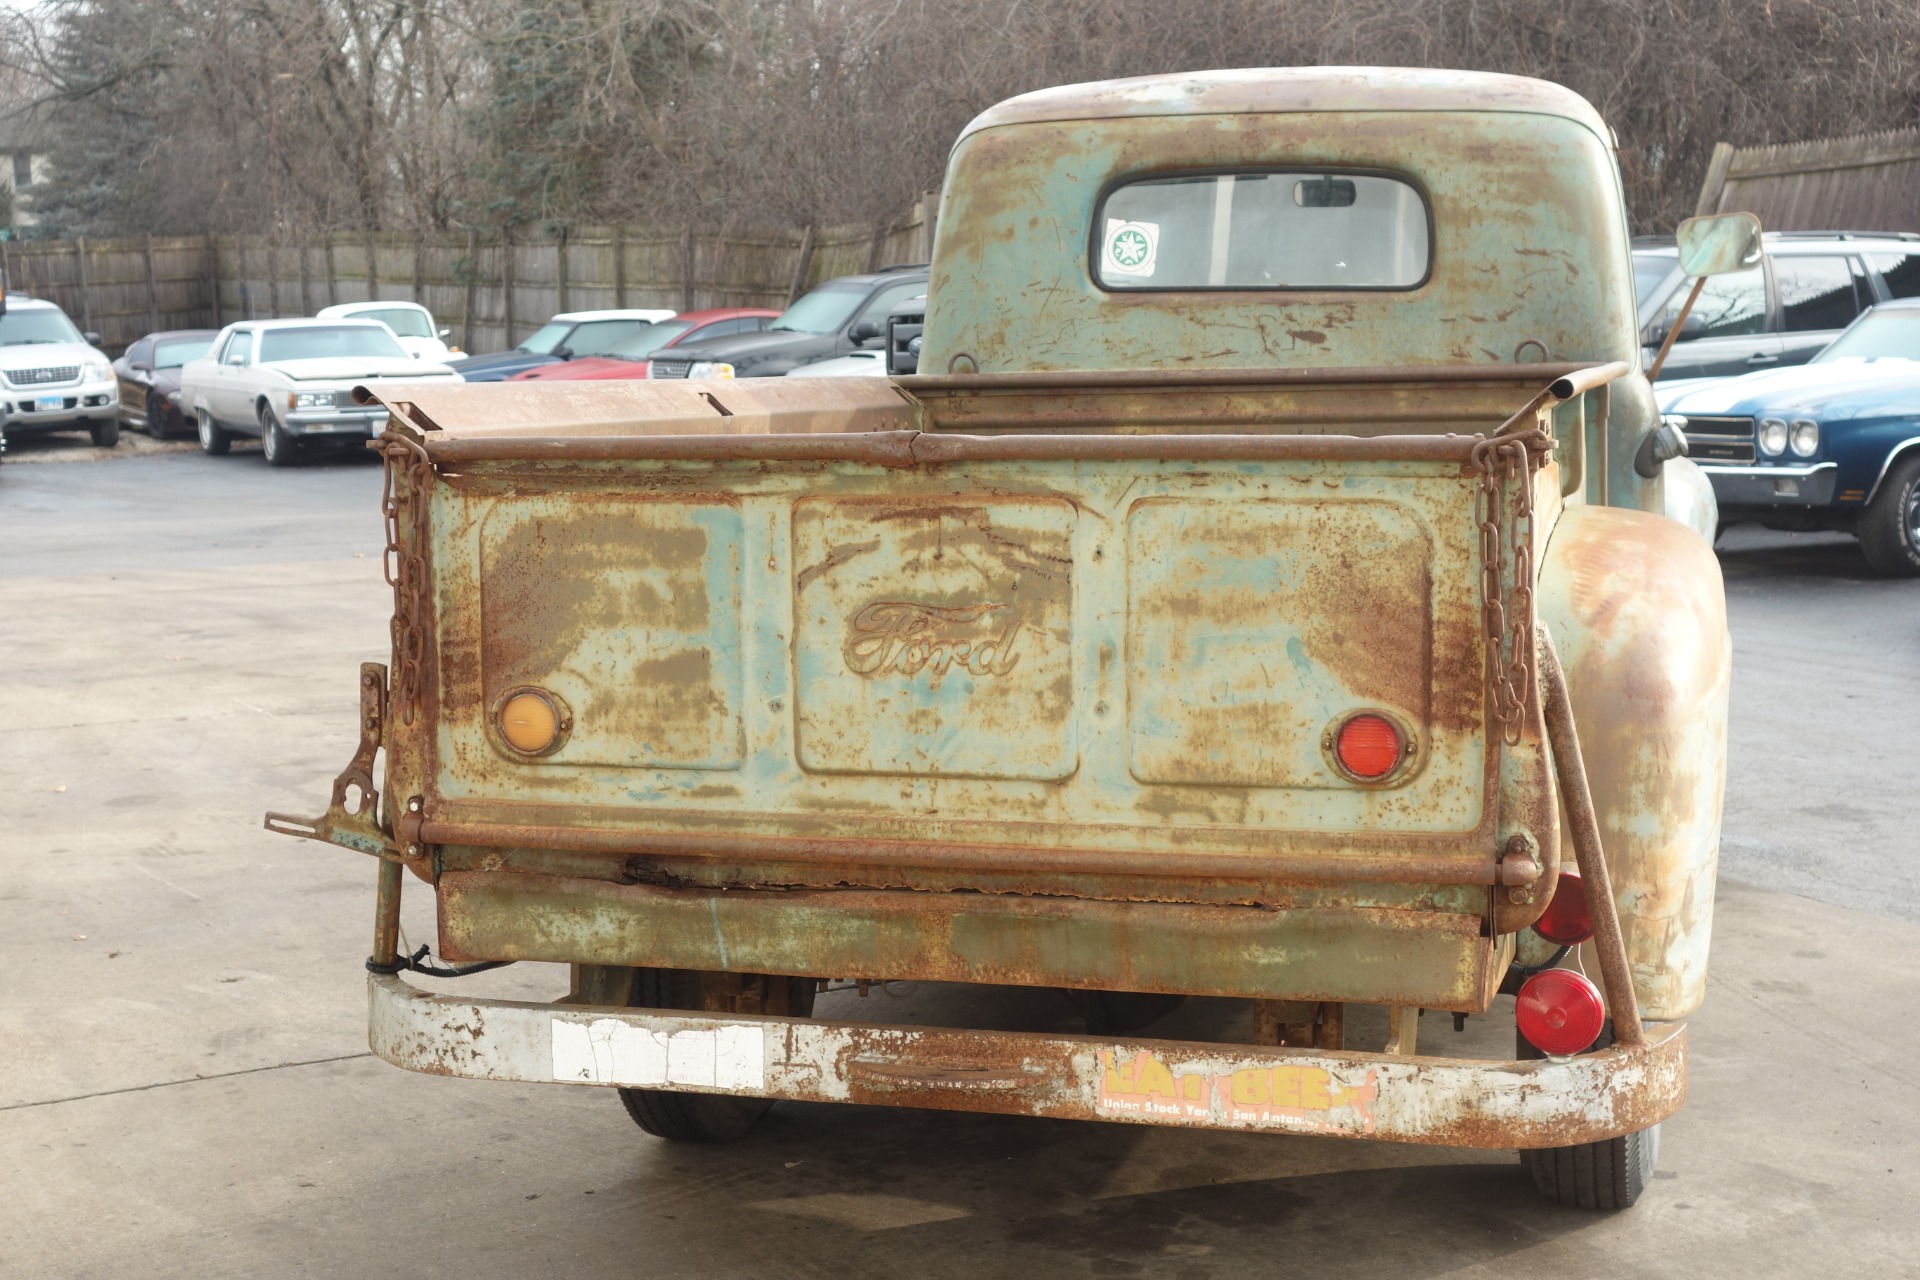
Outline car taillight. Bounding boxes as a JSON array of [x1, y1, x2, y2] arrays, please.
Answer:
[[1516, 969, 1606, 1056], [1335, 713, 1402, 779], [1533, 867, 1594, 946]]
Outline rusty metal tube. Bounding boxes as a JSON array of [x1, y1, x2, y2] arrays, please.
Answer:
[[417, 816, 1504, 886], [1534, 624, 1646, 1048], [372, 855, 404, 968]]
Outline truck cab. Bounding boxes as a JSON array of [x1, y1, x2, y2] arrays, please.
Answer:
[[271, 68, 1733, 1212]]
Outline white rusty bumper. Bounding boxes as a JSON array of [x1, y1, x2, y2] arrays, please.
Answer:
[[369, 974, 1685, 1148]]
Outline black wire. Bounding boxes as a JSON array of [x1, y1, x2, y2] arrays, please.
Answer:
[[365, 944, 513, 978], [1508, 945, 1573, 980]]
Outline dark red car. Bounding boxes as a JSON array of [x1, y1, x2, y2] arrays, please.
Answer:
[[508, 308, 780, 381], [112, 329, 221, 437]]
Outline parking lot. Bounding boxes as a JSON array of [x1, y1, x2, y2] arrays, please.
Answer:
[[3, 439, 1917, 1279]]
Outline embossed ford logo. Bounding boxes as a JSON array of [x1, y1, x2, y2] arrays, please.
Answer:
[[843, 602, 1025, 678]]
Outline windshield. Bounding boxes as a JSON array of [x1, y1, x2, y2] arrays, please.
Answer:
[[770, 284, 867, 333], [257, 326, 408, 362], [1812, 308, 1920, 362], [518, 322, 572, 355], [1634, 253, 1678, 310], [154, 337, 214, 369], [1094, 172, 1429, 289], [354, 307, 434, 339], [0, 308, 85, 346], [606, 320, 694, 359]]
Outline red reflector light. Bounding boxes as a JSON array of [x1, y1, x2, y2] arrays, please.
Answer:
[[1516, 969, 1607, 1056], [1336, 714, 1403, 779], [1533, 867, 1594, 946]]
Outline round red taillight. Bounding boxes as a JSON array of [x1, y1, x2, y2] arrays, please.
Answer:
[[1516, 969, 1607, 1057], [1336, 714, 1403, 779], [1533, 867, 1594, 946]]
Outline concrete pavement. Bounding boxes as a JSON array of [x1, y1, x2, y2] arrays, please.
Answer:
[[2, 449, 1916, 1278]]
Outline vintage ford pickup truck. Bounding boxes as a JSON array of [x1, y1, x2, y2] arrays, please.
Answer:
[[269, 68, 1735, 1211]]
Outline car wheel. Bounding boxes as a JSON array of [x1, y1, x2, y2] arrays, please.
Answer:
[[259, 403, 297, 467], [196, 408, 231, 456], [89, 418, 120, 448], [1516, 1023, 1661, 1209], [1859, 454, 1920, 577], [616, 968, 816, 1143], [146, 393, 171, 439]]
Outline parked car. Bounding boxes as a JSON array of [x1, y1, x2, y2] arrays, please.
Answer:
[[179, 318, 462, 466], [1658, 298, 1920, 574], [886, 294, 926, 375], [455, 309, 676, 382], [0, 294, 120, 447], [316, 302, 463, 363], [112, 329, 220, 438], [646, 268, 927, 379], [1635, 230, 1920, 381], [508, 309, 778, 382]]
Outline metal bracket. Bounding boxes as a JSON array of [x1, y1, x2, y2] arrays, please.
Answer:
[[264, 663, 423, 870]]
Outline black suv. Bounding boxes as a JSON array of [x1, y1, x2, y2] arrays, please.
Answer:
[[1635, 230, 1920, 380], [649, 267, 929, 379]]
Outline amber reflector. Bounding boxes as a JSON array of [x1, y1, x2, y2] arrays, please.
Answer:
[[1336, 714, 1402, 779], [500, 691, 560, 754]]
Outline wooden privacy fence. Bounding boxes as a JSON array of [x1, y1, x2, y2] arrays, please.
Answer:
[[1694, 129, 1920, 234], [0, 194, 937, 357]]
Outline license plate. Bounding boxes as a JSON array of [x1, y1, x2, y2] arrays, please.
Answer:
[[36, 396, 62, 412]]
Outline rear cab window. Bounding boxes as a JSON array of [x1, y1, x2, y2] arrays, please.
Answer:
[[1093, 171, 1431, 291]]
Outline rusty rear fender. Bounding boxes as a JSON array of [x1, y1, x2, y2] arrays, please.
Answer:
[[1536, 503, 1730, 1021]]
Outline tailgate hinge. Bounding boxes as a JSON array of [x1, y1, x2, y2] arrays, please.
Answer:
[[264, 663, 426, 872]]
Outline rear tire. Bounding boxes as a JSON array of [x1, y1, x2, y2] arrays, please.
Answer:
[[1065, 989, 1188, 1035], [1859, 454, 1920, 577], [197, 408, 230, 455], [1517, 1023, 1660, 1209], [618, 969, 816, 1143], [89, 418, 119, 447]]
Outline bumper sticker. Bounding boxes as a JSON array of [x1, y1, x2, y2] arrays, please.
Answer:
[[552, 1016, 766, 1090], [1095, 1048, 1378, 1133]]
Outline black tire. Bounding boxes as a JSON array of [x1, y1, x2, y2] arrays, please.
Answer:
[[259, 402, 297, 467], [618, 969, 816, 1143], [146, 393, 171, 439], [197, 408, 231, 455], [1859, 454, 1920, 577], [1517, 1023, 1660, 1209], [1065, 989, 1188, 1035], [89, 418, 119, 448]]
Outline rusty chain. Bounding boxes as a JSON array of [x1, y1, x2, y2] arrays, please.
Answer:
[[1471, 414, 1555, 746], [380, 433, 435, 727]]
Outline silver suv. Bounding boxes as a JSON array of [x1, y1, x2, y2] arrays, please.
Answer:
[[0, 294, 120, 446], [1634, 230, 1920, 381]]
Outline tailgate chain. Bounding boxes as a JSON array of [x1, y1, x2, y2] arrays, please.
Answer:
[[380, 433, 435, 727], [1471, 420, 1554, 745]]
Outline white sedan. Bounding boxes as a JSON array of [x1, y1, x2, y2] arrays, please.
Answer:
[[180, 318, 462, 466], [317, 301, 462, 362]]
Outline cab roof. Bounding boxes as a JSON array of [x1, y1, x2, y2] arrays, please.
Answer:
[[959, 67, 1611, 144]]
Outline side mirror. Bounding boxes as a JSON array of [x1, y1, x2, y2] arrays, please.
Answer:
[[436, 327, 451, 339], [1676, 212, 1763, 278], [1636, 416, 1691, 478], [553, 345, 574, 361], [226, 353, 247, 366], [848, 319, 884, 345], [1651, 312, 1708, 346], [83, 331, 102, 346]]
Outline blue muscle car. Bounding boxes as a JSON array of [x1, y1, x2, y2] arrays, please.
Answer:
[[1657, 299, 1920, 575]]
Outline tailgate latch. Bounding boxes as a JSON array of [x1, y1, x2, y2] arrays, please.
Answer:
[[264, 663, 422, 870]]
